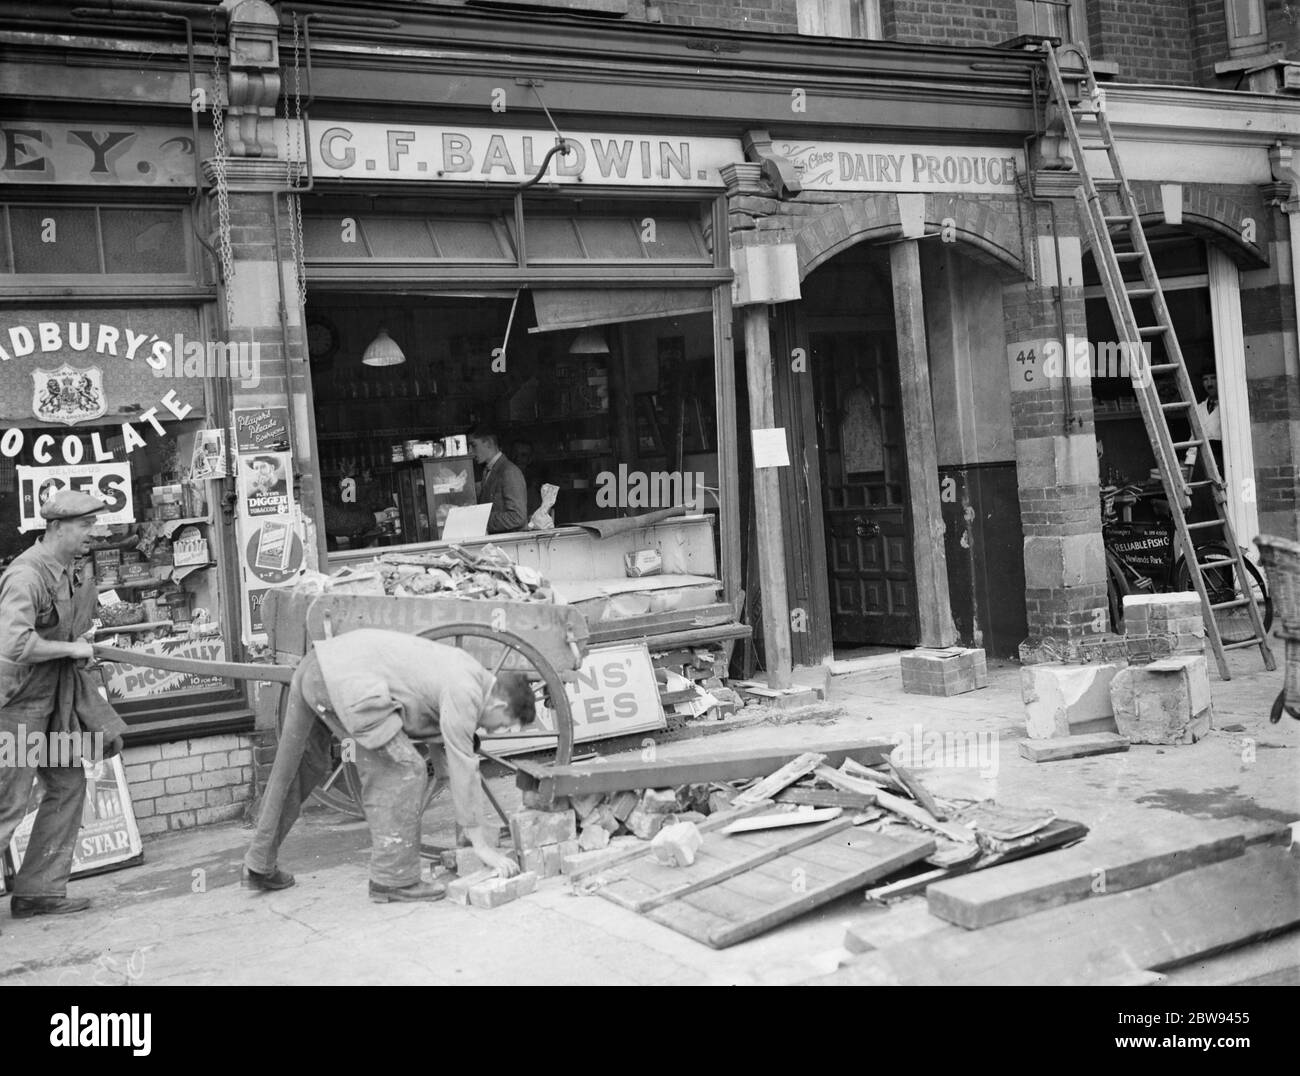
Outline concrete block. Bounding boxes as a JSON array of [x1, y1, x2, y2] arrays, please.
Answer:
[[640, 788, 679, 814], [455, 847, 497, 875], [1021, 662, 1123, 739], [900, 648, 988, 697], [468, 871, 539, 909], [1110, 655, 1213, 745], [650, 822, 703, 867], [578, 824, 611, 851], [520, 847, 545, 874], [509, 808, 577, 853], [625, 804, 667, 840], [541, 843, 563, 878], [588, 804, 621, 833], [522, 790, 570, 811], [448, 869, 498, 905]]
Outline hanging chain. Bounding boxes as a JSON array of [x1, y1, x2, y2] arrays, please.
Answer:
[[211, 9, 235, 304], [290, 14, 307, 311]]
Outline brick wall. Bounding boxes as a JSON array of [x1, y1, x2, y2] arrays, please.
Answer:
[[655, 0, 797, 32], [121, 734, 254, 835], [882, 0, 1018, 47], [1087, 0, 1194, 83], [1189, 0, 1229, 83]]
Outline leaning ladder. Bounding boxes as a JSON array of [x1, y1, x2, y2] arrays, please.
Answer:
[[1042, 43, 1274, 680]]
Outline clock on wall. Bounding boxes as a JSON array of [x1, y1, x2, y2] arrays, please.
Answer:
[[307, 317, 339, 362]]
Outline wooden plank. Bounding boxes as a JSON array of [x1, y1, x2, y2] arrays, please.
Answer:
[[721, 807, 842, 834], [886, 761, 947, 820], [864, 819, 1090, 902], [840, 758, 907, 793], [775, 788, 876, 810], [732, 751, 827, 807], [599, 817, 855, 913], [92, 644, 296, 685], [741, 304, 793, 689], [644, 829, 935, 949], [519, 738, 896, 799], [824, 847, 1300, 986], [844, 901, 960, 955], [927, 826, 1251, 930], [890, 238, 956, 648], [1018, 732, 1130, 763], [872, 789, 977, 843]]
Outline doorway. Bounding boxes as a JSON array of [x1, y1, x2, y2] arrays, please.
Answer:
[[801, 245, 920, 648]]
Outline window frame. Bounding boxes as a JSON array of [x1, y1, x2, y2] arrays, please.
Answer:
[[796, 0, 883, 42], [1224, 0, 1269, 56]]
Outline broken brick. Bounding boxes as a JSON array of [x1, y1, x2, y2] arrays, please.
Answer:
[[509, 808, 577, 853], [467, 871, 539, 909], [571, 794, 604, 820], [448, 869, 499, 905], [651, 821, 703, 867], [588, 804, 621, 833], [707, 789, 735, 815], [640, 788, 679, 814], [578, 825, 611, 851], [609, 790, 640, 822], [625, 804, 667, 840]]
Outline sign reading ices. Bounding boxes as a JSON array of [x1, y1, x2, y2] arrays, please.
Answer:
[[776, 140, 1024, 194], [309, 124, 743, 186]]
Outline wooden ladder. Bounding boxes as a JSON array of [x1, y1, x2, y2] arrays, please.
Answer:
[[1042, 43, 1274, 680]]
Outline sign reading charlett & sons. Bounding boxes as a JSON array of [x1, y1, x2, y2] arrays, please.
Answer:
[[777, 140, 1025, 194]]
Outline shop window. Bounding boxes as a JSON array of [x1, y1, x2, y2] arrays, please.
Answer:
[[1225, 0, 1268, 55], [797, 0, 882, 40], [0, 204, 191, 279], [1016, 0, 1083, 44], [303, 214, 515, 263]]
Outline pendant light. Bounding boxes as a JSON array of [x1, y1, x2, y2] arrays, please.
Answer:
[[362, 327, 406, 367], [569, 326, 610, 355]]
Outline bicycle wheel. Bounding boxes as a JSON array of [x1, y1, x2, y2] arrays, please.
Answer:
[[1176, 545, 1273, 644]]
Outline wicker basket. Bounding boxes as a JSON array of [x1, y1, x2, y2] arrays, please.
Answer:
[[1256, 534, 1300, 635]]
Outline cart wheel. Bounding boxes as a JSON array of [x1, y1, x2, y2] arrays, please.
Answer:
[[306, 623, 574, 819], [415, 622, 575, 767], [310, 742, 445, 820]]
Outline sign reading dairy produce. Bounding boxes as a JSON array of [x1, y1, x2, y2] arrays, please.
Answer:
[[776, 140, 1024, 193], [309, 123, 742, 186]]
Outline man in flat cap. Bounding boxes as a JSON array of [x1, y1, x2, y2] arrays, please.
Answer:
[[0, 490, 127, 925]]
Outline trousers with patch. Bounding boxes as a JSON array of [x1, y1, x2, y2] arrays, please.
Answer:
[[244, 650, 427, 888]]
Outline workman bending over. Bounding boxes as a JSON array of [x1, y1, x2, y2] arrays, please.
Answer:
[[243, 629, 535, 902]]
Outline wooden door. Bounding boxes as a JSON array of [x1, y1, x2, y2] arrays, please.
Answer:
[[813, 330, 920, 645]]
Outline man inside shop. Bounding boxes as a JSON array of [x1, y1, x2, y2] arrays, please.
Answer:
[[0, 491, 127, 924], [243, 629, 535, 902], [468, 425, 527, 534]]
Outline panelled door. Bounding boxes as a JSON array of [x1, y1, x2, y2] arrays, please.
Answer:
[[812, 329, 920, 645]]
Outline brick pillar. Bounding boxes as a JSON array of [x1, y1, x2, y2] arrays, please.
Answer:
[[1254, 151, 1300, 539], [1004, 173, 1107, 650]]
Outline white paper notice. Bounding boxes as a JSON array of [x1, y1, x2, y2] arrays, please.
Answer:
[[751, 427, 791, 469]]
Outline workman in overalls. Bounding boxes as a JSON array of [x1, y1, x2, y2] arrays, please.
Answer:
[[243, 629, 536, 903], [0, 491, 127, 926]]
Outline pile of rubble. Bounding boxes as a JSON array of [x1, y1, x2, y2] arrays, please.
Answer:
[[373, 544, 555, 602]]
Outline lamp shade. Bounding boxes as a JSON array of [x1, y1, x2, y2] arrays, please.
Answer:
[[568, 327, 610, 355], [362, 328, 406, 367]]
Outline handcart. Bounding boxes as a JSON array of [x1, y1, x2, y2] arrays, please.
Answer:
[[1255, 535, 1300, 723], [93, 588, 591, 826]]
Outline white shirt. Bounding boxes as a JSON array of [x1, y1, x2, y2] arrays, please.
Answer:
[[1195, 398, 1222, 441]]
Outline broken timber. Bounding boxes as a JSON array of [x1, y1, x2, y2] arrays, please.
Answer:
[[732, 752, 826, 806], [1018, 732, 1130, 763], [516, 739, 895, 807]]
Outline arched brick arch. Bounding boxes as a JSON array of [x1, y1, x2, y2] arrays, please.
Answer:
[[1116, 184, 1267, 269], [793, 192, 1027, 280]]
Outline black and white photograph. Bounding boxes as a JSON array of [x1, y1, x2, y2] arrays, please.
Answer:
[[0, 0, 1296, 1049]]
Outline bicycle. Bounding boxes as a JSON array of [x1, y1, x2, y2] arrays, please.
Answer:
[[1102, 483, 1271, 643]]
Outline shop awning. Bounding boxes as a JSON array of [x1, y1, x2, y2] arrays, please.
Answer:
[[529, 287, 714, 332]]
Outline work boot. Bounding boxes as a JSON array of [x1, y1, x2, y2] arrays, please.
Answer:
[[11, 895, 92, 919], [242, 867, 296, 891], [369, 879, 446, 903]]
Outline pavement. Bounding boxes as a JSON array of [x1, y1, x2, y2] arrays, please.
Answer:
[[1, 649, 1297, 986]]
